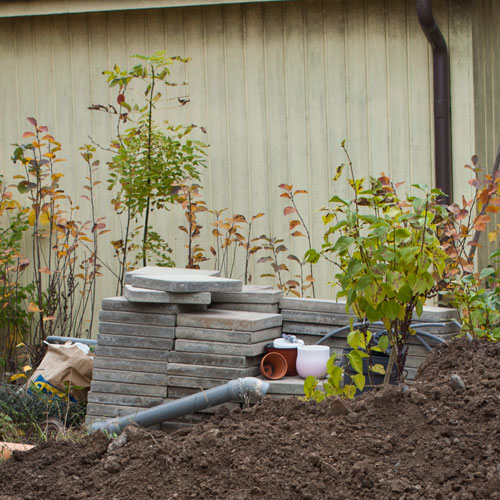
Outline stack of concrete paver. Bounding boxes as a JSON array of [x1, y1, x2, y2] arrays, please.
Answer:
[[165, 307, 282, 427], [209, 285, 283, 314], [279, 297, 461, 380], [85, 268, 243, 427]]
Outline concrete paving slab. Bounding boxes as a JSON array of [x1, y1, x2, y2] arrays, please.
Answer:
[[101, 296, 199, 314], [92, 357, 168, 374], [124, 284, 211, 305], [211, 286, 283, 304], [167, 363, 259, 379], [281, 309, 357, 325], [174, 339, 269, 356], [97, 333, 174, 350], [176, 309, 282, 331], [125, 266, 220, 284], [209, 303, 280, 314], [90, 381, 167, 398], [166, 375, 250, 390], [175, 325, 280, 344], [131, 274, 242, 293], [87, 392, 163, 407], [91, 368, 168, 386], [99, 321, 175, 338], [99, 310, 176, 327], [279, 297, 350, 313], [95, 345, 170, 361], [86, 403, 148, 418], [167, 351, 261, 368], [264, 376, 312, 395]]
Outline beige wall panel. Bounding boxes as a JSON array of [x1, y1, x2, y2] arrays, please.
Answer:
[[0, 0, 477, 331], [472, 0, 500, 265]]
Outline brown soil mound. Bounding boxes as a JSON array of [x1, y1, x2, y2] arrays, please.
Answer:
[[1, 339, 500, 500]]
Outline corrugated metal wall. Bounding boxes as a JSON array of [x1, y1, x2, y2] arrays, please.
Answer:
[[472, 0, 500, 267], [0, 0, 476, 313]]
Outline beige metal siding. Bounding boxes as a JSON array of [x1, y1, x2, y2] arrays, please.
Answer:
[[472, 0, 500, 267], [0, 0, 476, 312]]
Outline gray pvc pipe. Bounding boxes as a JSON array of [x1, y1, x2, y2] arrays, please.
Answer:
[[88, 377, 270, 435]]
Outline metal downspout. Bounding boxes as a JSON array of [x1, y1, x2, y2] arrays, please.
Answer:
[[88, 377, 270, 435], [416, 0, 453, 203]]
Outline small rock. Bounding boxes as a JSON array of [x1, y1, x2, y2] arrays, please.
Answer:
[[345, 412, 358, 424], [104, 456, 121, 474], [107, 433, 128, 454], [409, 389, 428, 405], [450, 374, 466, 391], [328, 398, 349, 416]]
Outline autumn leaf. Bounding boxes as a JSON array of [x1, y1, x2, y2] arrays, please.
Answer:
[[294, 189, 308, 195], [289, 220, 301, 229], [28, 302, 42, 313], [489, 231, 498, 243], [284, 206, 296, 216], [22, 131, 35, 139], [291, 231, 305, 237], [279, 183, 292, 192], [333, 164, 344, 181], [27, 208, 36, 226]]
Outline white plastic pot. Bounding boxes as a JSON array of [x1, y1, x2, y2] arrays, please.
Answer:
[[295, 345, 330, 379]]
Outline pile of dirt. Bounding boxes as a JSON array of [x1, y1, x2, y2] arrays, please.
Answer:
[[1, 338, 500, 500]]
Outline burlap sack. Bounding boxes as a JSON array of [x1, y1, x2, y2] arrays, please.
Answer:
[[29, 343, 93, 402]]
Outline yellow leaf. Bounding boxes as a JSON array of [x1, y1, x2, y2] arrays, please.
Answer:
[[22, 365, 32, 372], [488, 231, 497, 243], [43, 315, 56, 321], [10, 373, 26, 381], [39, 210, 50, 226], [370, 364, 386, 375], [27, 208, 36, 226], [15, 342, 25, 348], [27, 301, 42, 313]]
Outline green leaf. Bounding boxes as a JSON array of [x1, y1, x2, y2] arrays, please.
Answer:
[[347, 330, 361, 350], [396, 284, 413, 303], [326, 354, 337, 374], [352, 373, 365, 391], [304, 248, 321, 264], [332, 236, 354, 254], [381, 300, 400, 320], [415, 298, 423, 317], [347, 349, 364, 374], [479, 267, 496, 280], [303, 376, 318, 399], [343, 384, 357, 399], [329, 365, 343, 388], [328, 195, 349, 206], [377, 335, 389, 352]]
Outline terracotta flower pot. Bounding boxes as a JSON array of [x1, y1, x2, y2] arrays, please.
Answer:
[[260, 352, 288, 380], [0, 442, 35, 461]]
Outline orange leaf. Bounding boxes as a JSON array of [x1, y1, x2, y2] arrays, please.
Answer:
[[289, 220, 301, 229], [284, 206, 296, 216], [291, 231, 305, 237], [22, 131, 35, 139], [38, 267, 51, 275], [293, 189, 308, 195], [27, 302, 42, 313], [279, 183, 292, 192], [43, 315, 56, 322]]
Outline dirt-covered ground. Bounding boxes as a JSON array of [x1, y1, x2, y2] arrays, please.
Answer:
[[1, 339, 500, 500]]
